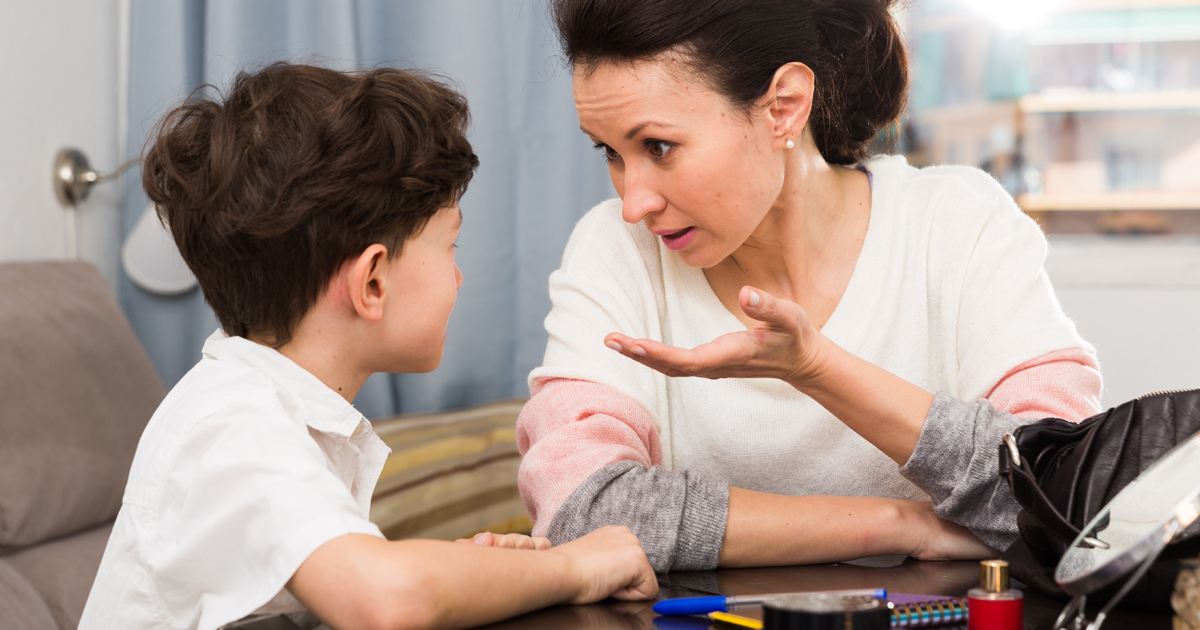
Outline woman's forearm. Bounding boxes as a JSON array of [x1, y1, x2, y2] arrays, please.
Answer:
[[603, 290, 935, 465], [718, 488, 917, 567], [787, 337, 933, 465], [719, 487, 996, 566]]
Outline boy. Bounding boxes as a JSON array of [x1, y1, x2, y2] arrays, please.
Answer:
[[79, 62, 656, 630]]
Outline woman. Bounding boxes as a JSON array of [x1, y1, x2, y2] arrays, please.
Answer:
[[515, 0, 1101, 572]]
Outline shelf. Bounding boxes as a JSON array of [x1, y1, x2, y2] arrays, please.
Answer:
[[1019, 90, 1200, 113], [1018, 192, 1200, 211]]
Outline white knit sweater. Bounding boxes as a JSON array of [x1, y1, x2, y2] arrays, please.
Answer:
[[529, 155, 1093, 501]]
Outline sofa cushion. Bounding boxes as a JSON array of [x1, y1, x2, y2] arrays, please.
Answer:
[[0, 559, 58, 630], [370, 399, 531, 541], [2, 521, 113, 630], [0, 263, 165, 548]]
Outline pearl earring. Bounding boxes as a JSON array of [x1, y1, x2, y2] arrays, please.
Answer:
[[785, 139, 795, 149]]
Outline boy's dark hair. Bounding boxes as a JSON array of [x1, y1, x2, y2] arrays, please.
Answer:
[[143, 62, 479, 346]]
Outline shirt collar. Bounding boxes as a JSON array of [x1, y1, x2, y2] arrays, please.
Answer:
[[201, 329, 369, 438]]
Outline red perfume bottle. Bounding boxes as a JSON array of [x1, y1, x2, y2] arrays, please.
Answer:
[[968, 559, 1023, 630]]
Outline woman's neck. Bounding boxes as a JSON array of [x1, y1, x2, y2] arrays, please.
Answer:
[[705, 153, 871, 328]]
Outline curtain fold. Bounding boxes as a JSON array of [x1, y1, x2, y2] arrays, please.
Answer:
[[121, 0, 612, 418]]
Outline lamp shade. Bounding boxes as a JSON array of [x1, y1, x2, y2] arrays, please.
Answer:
[[121, 203, 197, 295]]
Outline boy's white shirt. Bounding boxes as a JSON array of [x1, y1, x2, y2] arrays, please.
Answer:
[[79, 330, 390, 630]]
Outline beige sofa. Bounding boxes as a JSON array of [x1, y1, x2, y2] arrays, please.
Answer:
[[0, 262, 165, 630]]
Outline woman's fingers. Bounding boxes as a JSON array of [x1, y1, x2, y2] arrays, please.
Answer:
[[739, 286, 806, 332], [604, 287, 822, 382], [604, 333, 749, 377]]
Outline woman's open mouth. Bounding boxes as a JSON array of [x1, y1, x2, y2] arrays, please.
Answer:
[[659, 227, 696, 251]]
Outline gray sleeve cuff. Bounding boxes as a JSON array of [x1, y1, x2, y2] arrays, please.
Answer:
[[899, 394, 1028, 551], [544, 461, 729, 572]]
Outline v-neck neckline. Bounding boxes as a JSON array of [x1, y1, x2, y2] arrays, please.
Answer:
[[673, 157, 892, 353]]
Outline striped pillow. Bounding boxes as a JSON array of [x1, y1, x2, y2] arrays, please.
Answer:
[[369, 399, 531, 541]]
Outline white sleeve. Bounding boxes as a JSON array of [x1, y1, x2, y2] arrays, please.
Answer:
[[529, 200, 669, 422], [146, 401, 382, 630], [949, 172, 1095, 401]]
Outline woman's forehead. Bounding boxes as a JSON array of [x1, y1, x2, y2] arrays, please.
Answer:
[[572, 58, 731, 137]]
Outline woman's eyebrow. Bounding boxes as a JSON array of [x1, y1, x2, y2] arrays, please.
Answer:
[[579, 121, 677, 141], [624, 121, 675, 140]]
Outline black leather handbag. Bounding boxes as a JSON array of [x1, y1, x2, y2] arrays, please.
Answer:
[[997, 389, 1200, 612]]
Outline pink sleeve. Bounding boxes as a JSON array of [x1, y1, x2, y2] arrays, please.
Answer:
[[516, 378, 662, 536], [986, 348, 1102, 422]]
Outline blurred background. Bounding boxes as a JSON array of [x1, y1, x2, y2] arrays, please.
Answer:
[[2, 0, 1198, 417]]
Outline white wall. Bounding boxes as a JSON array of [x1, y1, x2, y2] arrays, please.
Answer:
[[1047, 236, 1200, 408], [0, 0, 122, 286]]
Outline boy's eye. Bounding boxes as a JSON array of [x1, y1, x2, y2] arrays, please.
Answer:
[[593, 142, 620, 164], [646, 140, 673, 160]]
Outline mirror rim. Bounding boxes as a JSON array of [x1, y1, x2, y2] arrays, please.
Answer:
[[1054, 430, 1200, 595]]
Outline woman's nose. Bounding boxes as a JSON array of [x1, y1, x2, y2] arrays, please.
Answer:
[[619, 167, 667, 225]]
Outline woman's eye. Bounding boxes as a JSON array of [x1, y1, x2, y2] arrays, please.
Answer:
[[593, 142, 620, 163], [647, 140, 673, 160]]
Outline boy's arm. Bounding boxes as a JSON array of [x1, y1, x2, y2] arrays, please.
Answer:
[[287, 526, 656, 630]]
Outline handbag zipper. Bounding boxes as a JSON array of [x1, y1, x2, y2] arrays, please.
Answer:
[[1136, 388, 1195, 400]]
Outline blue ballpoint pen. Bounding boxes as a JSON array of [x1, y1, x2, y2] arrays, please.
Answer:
[[653, 588, 887, 616]]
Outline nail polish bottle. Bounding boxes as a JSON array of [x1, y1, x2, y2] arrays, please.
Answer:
[[967, 559, 1023, 630]]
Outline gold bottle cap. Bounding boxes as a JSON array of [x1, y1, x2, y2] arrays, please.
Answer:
[[981, 559, 1010, 592]]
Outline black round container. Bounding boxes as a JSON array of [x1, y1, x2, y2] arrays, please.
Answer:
[[762, 593, 891, 630]]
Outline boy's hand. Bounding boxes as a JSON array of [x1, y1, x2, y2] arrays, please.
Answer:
[[455, 531, 552, 550], [551, 525, 658, 603]]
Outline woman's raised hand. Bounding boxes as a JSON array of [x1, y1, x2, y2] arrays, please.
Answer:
[[605, 286, 827, 386]]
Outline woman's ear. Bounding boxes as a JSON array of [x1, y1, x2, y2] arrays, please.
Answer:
[[763, 62, 816, 149], [344, 244, 389, 323]]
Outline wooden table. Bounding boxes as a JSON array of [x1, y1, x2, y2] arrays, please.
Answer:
[[475, 558, 1172, 629]]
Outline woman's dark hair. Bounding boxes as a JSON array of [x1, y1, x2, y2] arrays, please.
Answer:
[[552, 0, 908, 165], [143, 62, 478, 346]]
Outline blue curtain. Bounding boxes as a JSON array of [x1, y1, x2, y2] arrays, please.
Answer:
[[121, 0, 613, 418]]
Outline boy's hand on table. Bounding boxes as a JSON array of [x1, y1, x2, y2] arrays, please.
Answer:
[[455, 531, 551, 550], [549, 525, 658, 603]]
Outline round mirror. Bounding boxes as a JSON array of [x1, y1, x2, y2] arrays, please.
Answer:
[[1055, 431, 1200, 596]]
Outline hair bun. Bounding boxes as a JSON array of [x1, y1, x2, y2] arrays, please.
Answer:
[[809, 0, 908, 164]]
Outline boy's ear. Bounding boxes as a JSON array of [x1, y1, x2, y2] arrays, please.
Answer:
[[343, 244, 390, 323]]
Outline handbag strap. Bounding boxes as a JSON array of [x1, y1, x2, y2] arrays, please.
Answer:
[[998, 436, 1083, 545]]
